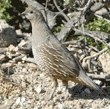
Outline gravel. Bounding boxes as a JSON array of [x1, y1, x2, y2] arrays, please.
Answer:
[[0, 61, 110, 109]]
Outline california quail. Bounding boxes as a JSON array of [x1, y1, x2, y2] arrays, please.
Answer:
[[22, 6, 105, 100]]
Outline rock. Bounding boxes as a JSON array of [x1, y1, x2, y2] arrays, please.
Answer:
[[0, 55, 5, 62], [95, 8, 109, 16], [40, 73, 45, 79], [57, 104, 66, 109], [92, 104, 100, 109], [16, 29, 22, 35], [8, 44, 16, 52], [15, 97, 26, 106], [84, 88, 91, 94], [94, 80, 103, 86], [99, 53, 110, 73], [35, 97, 39, 101], [35, 86, 45, 94], [56, 90, 62, 94], [0, 95, 3, 100], [21, 81, 26, 88], [22, 68, 27, 73], [0, 20, 17, 47], [27, 63, 38, 69], [33, 106, 42, 109], [53, 97, 61, 103]]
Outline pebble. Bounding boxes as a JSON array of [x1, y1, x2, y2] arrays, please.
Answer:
[[15, 97, 25, 106], [84, 88, 91, 94], [35, 86, 45, 94], [94, 80, 103, 86], [53, 97, 61, 103], [56, 90, 62, 94], [57, 104, 66, 109], [35, 97, 39, 101], [40, 73, 45, 79], [21, 81, 26, 87], [22, 68, 27, 73], [33, 106, 42, 109], [16, 29, 22, 35], [0, 95, 3, 100]]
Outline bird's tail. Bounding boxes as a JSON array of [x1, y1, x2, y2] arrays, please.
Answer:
[[74, 57, 107, 96], [79, 70, 106, 95]]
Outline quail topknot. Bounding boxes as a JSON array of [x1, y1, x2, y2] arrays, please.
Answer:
[[22, 6, 105, 100]]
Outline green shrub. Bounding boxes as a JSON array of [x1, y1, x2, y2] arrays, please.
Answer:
[[85, 17, 110, 33], [84, 17, 110, 53], [72, 17, 110, 53], [100, 44, 110, 53], [54, 24, 65, 33], [0, 0, 13, 21]]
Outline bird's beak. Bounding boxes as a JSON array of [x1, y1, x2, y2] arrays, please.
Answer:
[[21, 11, 27, 15]]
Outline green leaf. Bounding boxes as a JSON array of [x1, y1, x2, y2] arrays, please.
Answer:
[[0, 0, 13, 21]]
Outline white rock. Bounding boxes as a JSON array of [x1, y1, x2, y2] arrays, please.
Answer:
[[20, 75, 24, 79], [94, 80, 103, 86], [22, 68, 27, 73], [15, 97, 25, 105], [0, 95, 2, 100], [35, 86, 45, 94], [27, 100, 31, 104], [20, 97, 25, 103], [15, 97, 20, 105], [33, 106, 42, 109], [16, 29, 22, 35], [40, 73, 45, 79], [57, 104, 66, 109], [33, 106, 38, 109], [35, 87, 41, 94], [2, 100, 8, 106], [21, 81, 26, 88], [53, 97, 60, 103]]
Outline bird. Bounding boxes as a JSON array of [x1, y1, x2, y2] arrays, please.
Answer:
[[22, 6, 105, 100]]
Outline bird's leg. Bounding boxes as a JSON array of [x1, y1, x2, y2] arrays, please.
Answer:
[[65, 82, 69, 99], [62, 80, 69, 99], [48, 78, 58, 100]]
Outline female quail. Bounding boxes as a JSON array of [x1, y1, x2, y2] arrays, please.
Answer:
[[22, 6, 105, 100]]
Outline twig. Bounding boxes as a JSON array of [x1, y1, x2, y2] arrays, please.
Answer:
[[95, 13, 110, 23], [82, 43, 110, 64], [61, 37, 84, 45], [22, 57, 38, 65], [87, 73, 109, 80], [13, 55, 26, 62], [0, 48, 7, 54]]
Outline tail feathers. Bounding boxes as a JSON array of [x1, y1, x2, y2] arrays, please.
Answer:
[[79, 70, 106, 95], [74, 57, 107, 96]]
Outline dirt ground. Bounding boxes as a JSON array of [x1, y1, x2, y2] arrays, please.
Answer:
[[0, 28, 110, 109], [0, 60, 110, 109]]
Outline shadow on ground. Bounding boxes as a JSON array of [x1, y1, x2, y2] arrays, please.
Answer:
[[68, 85, 110, 100]]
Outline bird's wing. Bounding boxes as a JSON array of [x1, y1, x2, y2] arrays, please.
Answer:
[[40, 36, 80, 77]]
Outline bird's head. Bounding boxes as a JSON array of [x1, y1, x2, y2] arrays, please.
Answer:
[[22, 6, 43, 22]]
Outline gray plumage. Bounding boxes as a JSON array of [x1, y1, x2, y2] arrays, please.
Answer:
[[22, 6, 105, 100]]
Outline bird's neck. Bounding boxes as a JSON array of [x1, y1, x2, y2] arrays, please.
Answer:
[[31, 20, 52, 44]]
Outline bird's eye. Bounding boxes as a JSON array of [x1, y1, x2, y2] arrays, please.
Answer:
[[30, 11, 33, 14]]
